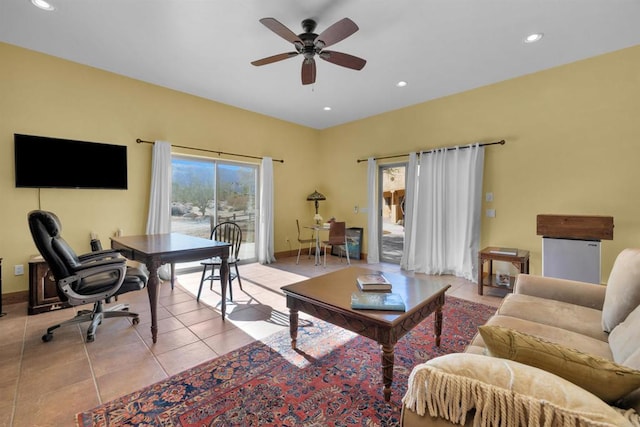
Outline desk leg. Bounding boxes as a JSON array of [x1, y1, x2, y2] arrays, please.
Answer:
[[146, 258, 161, 343], [219, 256, 229, 318]]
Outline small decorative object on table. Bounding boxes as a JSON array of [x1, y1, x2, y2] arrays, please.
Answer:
[[356, 273, 392, 291], [350, 292, 405, 311], [496, 270, 511, 286], [489, 247, 518, 256]]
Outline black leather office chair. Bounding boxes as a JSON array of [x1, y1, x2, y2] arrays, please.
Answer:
[[28, 210, 148, 343], [197, 221, 243, 302]]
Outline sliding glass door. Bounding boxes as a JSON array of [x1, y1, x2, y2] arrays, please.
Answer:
[[171, 155, 258, 268]]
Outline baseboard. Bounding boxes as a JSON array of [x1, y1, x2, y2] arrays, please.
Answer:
[[3, 290, 28, 305], [273, 250, 367, 262]]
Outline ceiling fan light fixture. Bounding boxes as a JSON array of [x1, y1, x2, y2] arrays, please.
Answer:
[[524, 33, 543, 44], [323, 106, 332, 111], [396, 81, 408, 87], [31, 0, 55, 11]]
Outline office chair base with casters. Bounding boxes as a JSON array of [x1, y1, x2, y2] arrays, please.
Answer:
[[42, 300, 140, 343]]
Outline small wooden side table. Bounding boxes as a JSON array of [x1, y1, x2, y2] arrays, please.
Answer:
[[478, 247, 530, 295]]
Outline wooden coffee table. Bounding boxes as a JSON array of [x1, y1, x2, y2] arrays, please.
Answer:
[[281, 266, 450, 401]]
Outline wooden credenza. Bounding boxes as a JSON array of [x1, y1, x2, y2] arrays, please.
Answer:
[[28, 256, 71, 315]]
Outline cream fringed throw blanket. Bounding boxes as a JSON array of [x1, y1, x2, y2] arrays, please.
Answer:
[[402, 354, 640, 427]]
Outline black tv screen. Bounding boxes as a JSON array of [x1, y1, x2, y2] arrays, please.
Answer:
[[14, 134, 128, 189]]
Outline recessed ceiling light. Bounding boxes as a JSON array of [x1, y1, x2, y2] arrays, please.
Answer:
[[524, 33, 543, 44], [396, 81, 408, 87], [31, 0, 55, 10], [323, 106, 332, 111]]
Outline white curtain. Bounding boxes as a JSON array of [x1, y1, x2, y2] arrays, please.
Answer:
[[366, 158, 379, 263], [145, 140, 172, 234], [258, 157, 276, 264], [405, 144, 484, 281], [400, 152, 418, 270]]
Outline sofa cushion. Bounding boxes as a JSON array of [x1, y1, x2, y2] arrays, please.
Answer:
[[602, 248, 640, 333], [497, 293, 608, 342], [402, 353, 635, 427], [610, 305, 640, 364], [479, 325, 640, 403], [469, 314, 613, 359]]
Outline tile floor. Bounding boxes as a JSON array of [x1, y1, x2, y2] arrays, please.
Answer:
[[0, 255, 507, 426]]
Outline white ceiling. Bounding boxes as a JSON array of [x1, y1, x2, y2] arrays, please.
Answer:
[[2, 0, 640, 130]]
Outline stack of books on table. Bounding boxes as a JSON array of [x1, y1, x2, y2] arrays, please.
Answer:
[[356, 273, 392, 292], [351, 273, 406, 312]]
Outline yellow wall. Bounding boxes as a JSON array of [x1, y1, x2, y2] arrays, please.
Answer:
[[2, 41, 640, 294], [0, 42, 321, 294], [321, 44, 640, 280]]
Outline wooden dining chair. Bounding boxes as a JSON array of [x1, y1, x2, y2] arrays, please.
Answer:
[[322, 221, 350, 267], [197, 221, 243, 302]]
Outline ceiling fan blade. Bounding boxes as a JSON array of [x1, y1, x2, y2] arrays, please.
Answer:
[[315, 18, 359, 49], [259, 18, 303, 45], [251, 52, 299, 66], [319, 51, 366, 70], [301, 58, 316, 85]]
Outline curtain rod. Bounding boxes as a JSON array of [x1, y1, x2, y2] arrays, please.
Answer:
[[136, 139, 284, 163], [356, 139, 505, 163]]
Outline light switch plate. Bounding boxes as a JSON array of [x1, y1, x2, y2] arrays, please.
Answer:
[[486, 209, 496, 218]]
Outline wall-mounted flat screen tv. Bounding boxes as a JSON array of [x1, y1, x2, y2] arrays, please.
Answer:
[[14, 134, 128, 189]]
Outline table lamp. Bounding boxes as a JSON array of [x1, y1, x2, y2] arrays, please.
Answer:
[[307, 190, 326, 224]]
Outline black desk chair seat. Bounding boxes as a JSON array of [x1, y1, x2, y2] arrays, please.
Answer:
[[28, 210, 148, 343]]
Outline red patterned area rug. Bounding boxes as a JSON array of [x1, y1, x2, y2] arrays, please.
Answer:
[[77, 296, 495, 427]]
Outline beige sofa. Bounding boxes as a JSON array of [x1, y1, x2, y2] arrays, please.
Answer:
[[401, 248, 640, 427]]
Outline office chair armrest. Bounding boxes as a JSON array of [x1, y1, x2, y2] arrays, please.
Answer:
[[75, 256, 126, 271], [78, 249, 123, 262], [59, 261, 127, 304]]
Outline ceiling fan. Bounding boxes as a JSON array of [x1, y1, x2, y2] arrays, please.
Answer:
[[251, 17, 366, 85]]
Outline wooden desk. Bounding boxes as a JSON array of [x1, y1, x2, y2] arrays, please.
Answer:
[[477, 247, 530, 295], [281, 266, 450, 401], [111, 233, 231, 343]]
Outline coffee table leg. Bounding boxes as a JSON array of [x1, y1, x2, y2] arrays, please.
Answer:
[[289, 308, 299, 349], [434, 305, 443, 347], [381, 344, 394, 402]]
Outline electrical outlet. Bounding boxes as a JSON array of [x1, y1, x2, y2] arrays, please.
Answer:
[[14, 264, 24, 275]]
